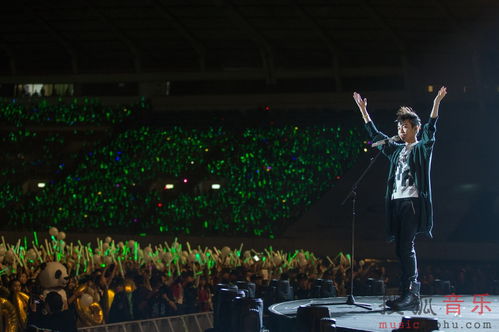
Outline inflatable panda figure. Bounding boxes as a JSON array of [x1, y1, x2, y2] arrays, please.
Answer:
[[38, 261, 69, 309]]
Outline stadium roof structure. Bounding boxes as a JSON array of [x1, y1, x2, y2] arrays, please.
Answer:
[[0, 0, 497, 109], [0, 0, 497, 78]]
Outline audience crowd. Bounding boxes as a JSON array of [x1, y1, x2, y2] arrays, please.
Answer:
[[0, 231, 497, 331], [1, 97, 366, 237], [0, 97, 146, 126]]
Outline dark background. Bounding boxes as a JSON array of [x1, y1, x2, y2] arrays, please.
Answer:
[[0, 0, 497, 258]]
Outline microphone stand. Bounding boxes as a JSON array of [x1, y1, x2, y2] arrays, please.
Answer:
[[312, 150, 382, 310]]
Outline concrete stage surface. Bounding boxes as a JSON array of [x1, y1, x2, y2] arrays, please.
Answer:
[[268, 295, 499, 331]]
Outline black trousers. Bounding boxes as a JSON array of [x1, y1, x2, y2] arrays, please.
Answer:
[[391, 197, 420, 287]]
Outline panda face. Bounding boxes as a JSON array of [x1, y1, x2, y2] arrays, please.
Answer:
[[39, 261, 69, 289], [55, 269, 69, 286]]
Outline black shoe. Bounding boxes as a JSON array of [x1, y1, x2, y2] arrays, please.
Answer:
[[385, 296, 400, 308], [389, 281, 420, 311], [385, 281, 408, 308]]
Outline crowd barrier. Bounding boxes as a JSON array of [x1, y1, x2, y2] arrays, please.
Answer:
[[30, 311, 213, 332]]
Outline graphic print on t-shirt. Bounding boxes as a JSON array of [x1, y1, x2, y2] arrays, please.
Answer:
[[392, 143, 418, 199]]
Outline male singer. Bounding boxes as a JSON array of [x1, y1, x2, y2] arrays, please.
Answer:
[[353, 86, 447, 310]]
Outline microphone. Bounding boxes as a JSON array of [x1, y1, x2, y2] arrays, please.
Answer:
[[371, 135, 400, 147]]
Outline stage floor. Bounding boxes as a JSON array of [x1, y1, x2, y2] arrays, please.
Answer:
[[268, 295, 499, 331]]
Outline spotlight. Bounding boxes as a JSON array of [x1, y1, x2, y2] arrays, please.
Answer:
[[37, 182, 46, 188], [164, 184, 174, 190], [197, 179, 227, 193]]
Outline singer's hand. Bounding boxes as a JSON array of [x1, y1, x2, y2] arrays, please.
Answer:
[[434, 86, 447, 104], [353, 92, 367, 110], [430, 86, 446, 118]]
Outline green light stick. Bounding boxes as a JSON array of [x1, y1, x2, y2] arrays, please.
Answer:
[[134, 242, 138, 262], [33, 232, 39, 247]]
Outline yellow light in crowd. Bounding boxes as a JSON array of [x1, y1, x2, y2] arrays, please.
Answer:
[[427, 85, 434, 93], [211, 184, 221, 190], [37, 182, 46, 188], [164, 184, 174, 190]]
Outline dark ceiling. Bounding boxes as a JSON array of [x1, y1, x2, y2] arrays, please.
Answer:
[[0, 0, 497, 79]]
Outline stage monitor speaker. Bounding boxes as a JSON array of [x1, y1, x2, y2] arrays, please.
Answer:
[[276, 280, 293, 302], [214, 287, 239, 332], [392, 316, 439, 332], [263, 286, 276, 310], [319, 317, 337, 332], [237, 281, 256, 298], [231, 297, 264, 332], [213, 284, 238, 325], [214, 283, 237, 304], [296, 305, 330, 332]]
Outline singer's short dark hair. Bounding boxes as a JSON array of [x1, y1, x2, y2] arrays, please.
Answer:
[[396, 106, 421, 128]]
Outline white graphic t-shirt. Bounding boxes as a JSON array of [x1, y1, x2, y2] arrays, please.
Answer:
[[392, 142, 419, 200]]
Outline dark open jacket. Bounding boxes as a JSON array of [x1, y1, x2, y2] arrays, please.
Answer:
[[364, 117, 438, 242]]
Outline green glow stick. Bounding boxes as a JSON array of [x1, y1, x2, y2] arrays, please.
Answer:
[[44, 239, 52, 257], [89, 248, 94, 268], [33, 243, 43, 262], [117, 257, 124, 277], [176, 260, 181, 276], [33, 232, 39, 247], [326, 256, 334, 265], [134, 242, 138, 261], [76, 249, 82, 276]]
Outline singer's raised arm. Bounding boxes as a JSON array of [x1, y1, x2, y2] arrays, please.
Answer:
[[353, 91, 398, 157], [430, 86, 447, 119], [353, 92, 371, 123], [421, 86, 446, 152]]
